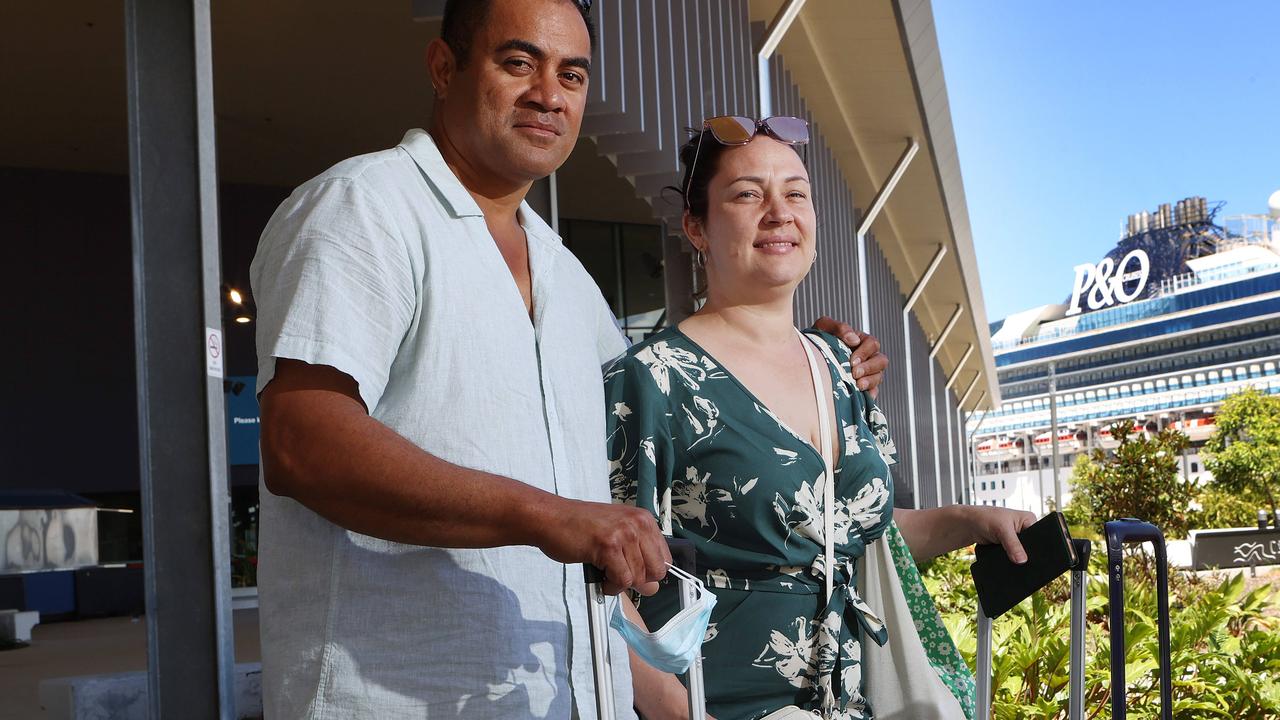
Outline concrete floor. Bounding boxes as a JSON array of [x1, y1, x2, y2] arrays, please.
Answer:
[[0, 608, 261, 720]]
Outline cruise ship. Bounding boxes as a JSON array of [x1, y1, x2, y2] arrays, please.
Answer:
[[969, 192, 1280, 512]]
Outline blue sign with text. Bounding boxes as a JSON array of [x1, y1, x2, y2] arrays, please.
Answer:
[[225, 375, 260, 466]]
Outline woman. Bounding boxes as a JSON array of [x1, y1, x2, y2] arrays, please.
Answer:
[[605, 116, 1035, 720]]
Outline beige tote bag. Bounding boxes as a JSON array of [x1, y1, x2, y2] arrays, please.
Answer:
[[858, 536, 966, 719]]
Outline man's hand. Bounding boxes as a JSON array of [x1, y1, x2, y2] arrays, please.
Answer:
[[812, 317, 888, 397], [535, 498, 671, 596], [966, 506, 1038, 564]]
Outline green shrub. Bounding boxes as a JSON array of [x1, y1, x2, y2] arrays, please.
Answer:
[[1068, 420, 1196, 539], [1195, 484, 1269, 530]]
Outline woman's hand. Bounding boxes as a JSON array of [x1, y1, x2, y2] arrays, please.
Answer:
[[894, 506, 1037, 564], [964, 506, 1038, 564]]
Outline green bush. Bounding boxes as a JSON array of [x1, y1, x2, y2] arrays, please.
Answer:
[[1067, 420, 1196, 539], [1194, 484, 1269, 530], [922, 549, 1280, 718], [1203, 387, 1280, 524]]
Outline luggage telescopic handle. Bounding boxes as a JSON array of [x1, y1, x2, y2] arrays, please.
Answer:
[[583, 537, 704, 720], [1104, 519, 1173, 720], [1071, 538, 1092, 570], [1067, 539, 1091, 720], [980, 538, 1094, 720]]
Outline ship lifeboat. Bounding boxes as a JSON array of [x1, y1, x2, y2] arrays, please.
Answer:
[[1097, 425, 1119, 449], [1034, 428, 1084, 455], [976, 437, 1020, 461], [1097, 421, 1153, 448], [1173, 417, 1216, 442]]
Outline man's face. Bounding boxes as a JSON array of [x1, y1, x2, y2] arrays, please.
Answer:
[[439, 0, 591, 186]]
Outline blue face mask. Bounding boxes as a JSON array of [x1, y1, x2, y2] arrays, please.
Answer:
[[610, 564, 717, 674]]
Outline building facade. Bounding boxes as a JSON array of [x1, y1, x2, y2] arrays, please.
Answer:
[[0, 0, 999, 709]]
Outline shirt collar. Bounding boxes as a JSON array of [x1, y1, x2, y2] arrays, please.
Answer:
[[398, 128, 484, 218], [517, 199, 560, 248], [398, 129, 564, 250]]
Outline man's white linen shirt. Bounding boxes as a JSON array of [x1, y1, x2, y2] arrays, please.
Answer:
[[251, 129, 633, 720]]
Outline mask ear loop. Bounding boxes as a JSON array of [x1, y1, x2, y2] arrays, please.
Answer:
[[666, 562, 700, 586], [665, 563, 707, 606]]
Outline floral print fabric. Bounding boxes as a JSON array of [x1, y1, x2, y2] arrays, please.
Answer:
[[884, 523, 976, 719], [604, 328, 898, 719]]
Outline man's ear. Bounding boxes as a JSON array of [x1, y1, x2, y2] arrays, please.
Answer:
[[426, 38, 456, 100]]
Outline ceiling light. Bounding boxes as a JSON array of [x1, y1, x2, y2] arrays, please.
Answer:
[[229, 288, 243, 305], [234, 315, 252, 324]]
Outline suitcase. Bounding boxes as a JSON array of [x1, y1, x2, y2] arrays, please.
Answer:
[[976, 519, 1174, 720], [584, 537, 708, 720]]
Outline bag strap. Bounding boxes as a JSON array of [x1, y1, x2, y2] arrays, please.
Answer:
[[798, 330, 836, 603]]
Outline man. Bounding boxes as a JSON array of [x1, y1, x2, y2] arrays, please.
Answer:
[[251, 0, 889, 717]]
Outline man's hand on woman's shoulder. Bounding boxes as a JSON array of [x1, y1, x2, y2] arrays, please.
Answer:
[[812, 316, 888, 397]]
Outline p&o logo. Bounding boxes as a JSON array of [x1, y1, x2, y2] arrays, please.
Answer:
[[1065, 249, 1150, 316]]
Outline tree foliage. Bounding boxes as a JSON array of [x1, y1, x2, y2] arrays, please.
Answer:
[[1195, 484, 1269, 530], [1068, 420, 1195, 538], [1203, 387, 1280, 523]]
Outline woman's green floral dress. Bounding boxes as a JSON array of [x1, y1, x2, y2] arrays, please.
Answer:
[[604, 327, 900, 719]]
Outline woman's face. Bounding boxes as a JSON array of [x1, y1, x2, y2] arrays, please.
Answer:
[[686, 135, 816, 301]]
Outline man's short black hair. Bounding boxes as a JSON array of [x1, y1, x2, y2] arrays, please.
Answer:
[[441, 0, 597, 69]]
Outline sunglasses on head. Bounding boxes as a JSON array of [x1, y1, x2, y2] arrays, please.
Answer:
[[684, 115, 810, 209]]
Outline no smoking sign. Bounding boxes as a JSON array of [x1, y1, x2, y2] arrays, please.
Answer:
[[206, 327, 224, 378]]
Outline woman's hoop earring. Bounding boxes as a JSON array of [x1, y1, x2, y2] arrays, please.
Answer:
[[812, 249, 818, 266], [694, 248, 707, 269]]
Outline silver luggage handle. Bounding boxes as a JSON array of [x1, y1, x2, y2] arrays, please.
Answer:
[[976, 538, 1091, 720], [584, 537, 706, 720]]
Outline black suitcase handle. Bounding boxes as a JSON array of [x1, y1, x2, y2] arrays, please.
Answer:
[[1105, 519, 1173, 720], [583, 536, 696, 585], [1071, 538, 1091, 570]]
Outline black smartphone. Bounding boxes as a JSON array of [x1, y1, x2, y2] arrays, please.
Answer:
[[970, 511, 1077, 619]]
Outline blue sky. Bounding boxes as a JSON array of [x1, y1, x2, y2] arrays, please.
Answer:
[[932, 1, 1280, 324]]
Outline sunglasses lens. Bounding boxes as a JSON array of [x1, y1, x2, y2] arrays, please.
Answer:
[[763, 116, 809, 144], [706, 116, 756, 145]]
